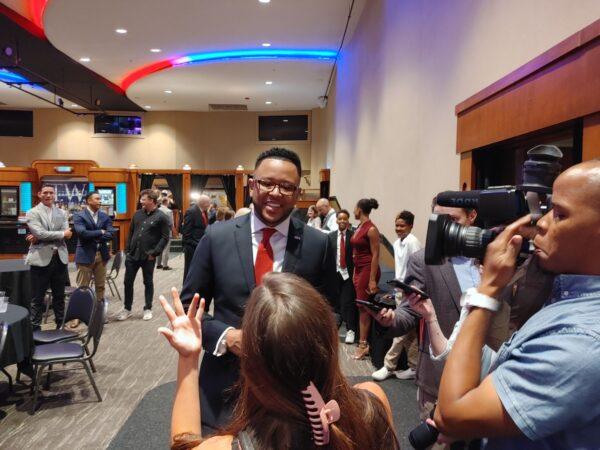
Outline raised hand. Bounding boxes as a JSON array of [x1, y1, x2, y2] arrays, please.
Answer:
[[158, 287, 205, 358]]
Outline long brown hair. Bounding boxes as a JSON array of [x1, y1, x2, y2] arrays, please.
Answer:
[[220, 272, 399, 449]]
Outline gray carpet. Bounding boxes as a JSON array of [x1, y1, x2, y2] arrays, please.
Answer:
[[108, 376, 419, 449]]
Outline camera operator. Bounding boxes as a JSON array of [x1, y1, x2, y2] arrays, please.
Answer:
[[433, 160, 600, 448], [367, 200, 484, 443]]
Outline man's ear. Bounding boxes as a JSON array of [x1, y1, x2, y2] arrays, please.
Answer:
[[468, 209, 478, 224]]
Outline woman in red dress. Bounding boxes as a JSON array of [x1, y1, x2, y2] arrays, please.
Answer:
[[350, 198, 381, 360]]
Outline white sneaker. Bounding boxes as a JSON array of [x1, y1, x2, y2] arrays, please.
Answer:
[[344, 330, 356, 344], [372, 366, 393, 381], [143, 309, 153, 321], [116, 308, 132, 321], [396, 367, 416, 380]]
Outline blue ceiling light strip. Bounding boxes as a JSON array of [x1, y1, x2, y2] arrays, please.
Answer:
[[0, 69, 29, 83], [172, 49, 337, 66]]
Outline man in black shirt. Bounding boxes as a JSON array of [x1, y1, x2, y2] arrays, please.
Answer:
[[117, 189, 170, 321]]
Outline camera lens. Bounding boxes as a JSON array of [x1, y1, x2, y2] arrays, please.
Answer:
[[443, 222, 496, 261], [408, 421, 439, 449]]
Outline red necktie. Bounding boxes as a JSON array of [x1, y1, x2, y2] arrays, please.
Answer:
[[340, 231, 347, 269], [255, 228, 276, 285], [202, 210, 208, 226]]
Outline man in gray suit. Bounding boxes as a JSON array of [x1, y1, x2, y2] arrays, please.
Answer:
[[25, 185, 73, 330]]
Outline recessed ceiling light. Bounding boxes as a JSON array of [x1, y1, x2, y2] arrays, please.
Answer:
[[283, 119, 288, 122], [265, 81, 273, 85], [164, 90, 172, 94], [150, 48, 162, 53], [259, 0, 271, 3], [261, 42, 271, 47], [115, 28, 128, 34], [71, 104, 79, 108], [79, 57, 91, 62], [265, 101, 272, 105], [145, 105, 152, 109]]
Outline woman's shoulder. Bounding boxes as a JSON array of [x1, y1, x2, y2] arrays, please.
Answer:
[[197, 434, 234, 450]]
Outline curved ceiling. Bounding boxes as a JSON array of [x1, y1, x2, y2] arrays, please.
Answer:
[[30, 0, 363, 111], [0, 0, 365, 111]]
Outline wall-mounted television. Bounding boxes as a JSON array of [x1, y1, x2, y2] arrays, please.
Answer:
[[258, 115, 308, 141], [94, 114, 142, 135], [0, 110, 33, 137], [97, 187, 116, 217]]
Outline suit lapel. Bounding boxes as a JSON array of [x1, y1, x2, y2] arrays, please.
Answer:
[[282, 218, 303, 273], [438, 262, 462, 313], [234, 214, 255, 292]]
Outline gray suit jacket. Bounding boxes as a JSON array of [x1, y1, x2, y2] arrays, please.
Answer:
[[387, 249, 462, 398], [25, 203, 69, 266]]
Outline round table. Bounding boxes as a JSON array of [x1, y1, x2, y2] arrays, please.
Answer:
[[0, 304, 33, 370]]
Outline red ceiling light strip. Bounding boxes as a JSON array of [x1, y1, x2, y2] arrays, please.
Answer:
[[0, 3, 46, 39], [121, 60, 175, 91], [28, 0, 49, 31]]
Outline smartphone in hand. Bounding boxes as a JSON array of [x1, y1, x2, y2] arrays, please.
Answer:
[[387, 279, 430, 299]]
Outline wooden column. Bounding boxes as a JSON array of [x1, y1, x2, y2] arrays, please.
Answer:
[[182, 172, 191, 212], [583, 112, 600, 161], [459, 152, 475, 190], [235, 171, 245, 209]]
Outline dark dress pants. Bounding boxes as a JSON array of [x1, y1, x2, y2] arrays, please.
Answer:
[[337, 272, 358, 332], [123, 256, 155, 311], [30, 253, 67, 330], [183, 245, 196, 282]]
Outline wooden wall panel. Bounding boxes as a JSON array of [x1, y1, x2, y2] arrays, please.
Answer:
[[456, 20, 600, 154], [583, 112, 600, 160]]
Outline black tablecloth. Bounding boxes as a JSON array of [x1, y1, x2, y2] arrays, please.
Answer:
[[0, 304, 33, 369], [0, 259, 32, 310]]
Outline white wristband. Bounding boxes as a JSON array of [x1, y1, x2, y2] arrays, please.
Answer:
[[462, 287, 501, 312]]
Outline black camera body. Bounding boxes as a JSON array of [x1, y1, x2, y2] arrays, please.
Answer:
[[425, 145, 563, 265]]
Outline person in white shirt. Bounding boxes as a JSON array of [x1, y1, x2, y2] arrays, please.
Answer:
[[316, 198, 337, 232], [306, 205, 322, 229], [373, 210, 422, 381]]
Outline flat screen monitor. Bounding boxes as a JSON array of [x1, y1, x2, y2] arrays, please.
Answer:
[[0, 110, 33, 137], [94, 114, 142, 135], [258, 115, 308, 141]]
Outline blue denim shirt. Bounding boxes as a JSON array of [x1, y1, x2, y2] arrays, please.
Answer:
[[485, 275, 600, 449]]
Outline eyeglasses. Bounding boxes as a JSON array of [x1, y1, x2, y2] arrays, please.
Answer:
[[253, 178, 299, 196]]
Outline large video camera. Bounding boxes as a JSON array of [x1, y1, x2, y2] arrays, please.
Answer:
[[425, 145, 563, 265]]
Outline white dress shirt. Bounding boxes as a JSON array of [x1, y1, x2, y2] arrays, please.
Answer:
[[336, 229, 350, 280], [214, 211, 292, 356], [89, 208, 99, 225], [41, 204, 53, 225], [393, 233, 422, 281]]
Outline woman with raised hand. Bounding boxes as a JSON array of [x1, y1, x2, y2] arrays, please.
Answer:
[[159, 272, 399, 450]]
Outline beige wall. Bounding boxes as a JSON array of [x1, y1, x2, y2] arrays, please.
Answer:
[[0, 109, 312, 183], [324, 0, 600, 243]]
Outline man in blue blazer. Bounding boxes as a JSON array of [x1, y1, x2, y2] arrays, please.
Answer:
[[73, 191, 114, 304], [180, 148, 334, 431]]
